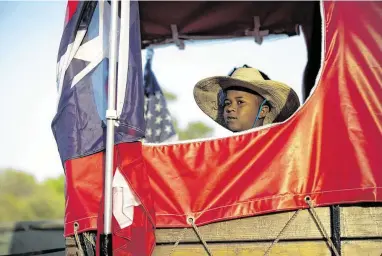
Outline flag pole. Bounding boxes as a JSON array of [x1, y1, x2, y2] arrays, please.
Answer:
[[101, 0, 119, 254]]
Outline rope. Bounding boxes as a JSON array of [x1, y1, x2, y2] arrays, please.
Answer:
[[169, 228, 187, 256], [189, 217, 213, 256], [263, 209, 301, 256], [169, 217, 212, 256], [73, 222, 84, 256], [170, 198, 340, 256], [304, 196, 341, 256], [83, 232, 96, 247]]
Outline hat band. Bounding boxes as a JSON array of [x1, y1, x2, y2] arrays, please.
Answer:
[[223, 86, 265, 100]]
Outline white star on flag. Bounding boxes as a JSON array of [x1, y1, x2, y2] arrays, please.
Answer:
[[155, 103, 162, 112], [146, 111, 152, 120], [68, 3, 111, 90], [146, 128, 152, 137], [155, 116, 162, 124], [165, 125, 172, 134]]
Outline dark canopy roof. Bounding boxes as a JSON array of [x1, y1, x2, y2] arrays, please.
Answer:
[[138, 1, 316, 48]]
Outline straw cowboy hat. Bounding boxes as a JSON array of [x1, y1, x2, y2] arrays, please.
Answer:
[[193, 67, 301, 129]]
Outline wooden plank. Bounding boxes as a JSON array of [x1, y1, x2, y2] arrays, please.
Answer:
[[153, 241, 331, 256], [156, 208, 330, 243], [342, 240, 382, 256], [341, 206, 382, 238]]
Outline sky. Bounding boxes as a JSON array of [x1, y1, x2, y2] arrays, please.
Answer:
[[0, 1, 307, 181]]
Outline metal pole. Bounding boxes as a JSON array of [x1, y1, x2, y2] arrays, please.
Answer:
[[330, 205, 341, 256], [100, 0, 119, 254]]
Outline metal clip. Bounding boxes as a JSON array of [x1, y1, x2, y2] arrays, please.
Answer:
[[106, 110, 118, 120], [171, 24, 185, 50], [252, 16, 269, 45]]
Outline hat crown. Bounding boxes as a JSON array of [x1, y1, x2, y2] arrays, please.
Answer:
[[230, 67, 265, 82]]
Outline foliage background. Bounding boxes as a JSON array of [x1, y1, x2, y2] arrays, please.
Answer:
[[0, 89, 214, 222]]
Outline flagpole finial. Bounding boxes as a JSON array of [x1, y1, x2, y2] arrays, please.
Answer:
[[146, 48, 154, 62]]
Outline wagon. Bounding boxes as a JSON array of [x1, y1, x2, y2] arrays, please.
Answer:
[[54, 1, 382, 255]]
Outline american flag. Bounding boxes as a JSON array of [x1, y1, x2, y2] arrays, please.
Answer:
[[143, 50, 178, 143]]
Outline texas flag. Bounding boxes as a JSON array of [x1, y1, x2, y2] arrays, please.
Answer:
[[52, 1, 155, 255]]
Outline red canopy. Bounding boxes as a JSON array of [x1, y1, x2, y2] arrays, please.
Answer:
[[138, 0, 382, 227]]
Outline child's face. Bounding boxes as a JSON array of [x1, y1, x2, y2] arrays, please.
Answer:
[[223, 90, 263, 132]]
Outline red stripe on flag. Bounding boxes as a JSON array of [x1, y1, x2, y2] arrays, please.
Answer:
[[65, 1, 80, 25]]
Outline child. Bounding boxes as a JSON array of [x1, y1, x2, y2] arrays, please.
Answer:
[[193, 65, 300, 132]]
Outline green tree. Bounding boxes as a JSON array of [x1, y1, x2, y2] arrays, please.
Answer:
[[163, 90, 177, 102], [43, 175, 65, 194], [0, 89, 213, 222], [0, 169, 64, 222], [172, 118, 214, 140], [162, 89, 214, 140], [0, 169, 37, 197]]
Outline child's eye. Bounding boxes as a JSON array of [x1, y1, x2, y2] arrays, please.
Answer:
[[224, 101, 230, 106], [237, 100, 244, 105]]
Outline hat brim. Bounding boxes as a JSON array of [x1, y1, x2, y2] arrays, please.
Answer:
[[193, 76, 300, 129]]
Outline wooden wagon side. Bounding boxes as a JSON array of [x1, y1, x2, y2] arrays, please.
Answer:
[[154, 205, 382, 255]]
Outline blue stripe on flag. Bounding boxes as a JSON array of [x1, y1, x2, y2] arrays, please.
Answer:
[[52, 1, 145, 163]]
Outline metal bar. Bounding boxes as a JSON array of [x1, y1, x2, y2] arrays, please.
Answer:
[[100, 0, 119, 254], [330, 205, 341, 256]]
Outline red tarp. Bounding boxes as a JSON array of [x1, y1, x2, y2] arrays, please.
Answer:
[[143, 0, 382, 227], [64, 1, 382, 254]]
